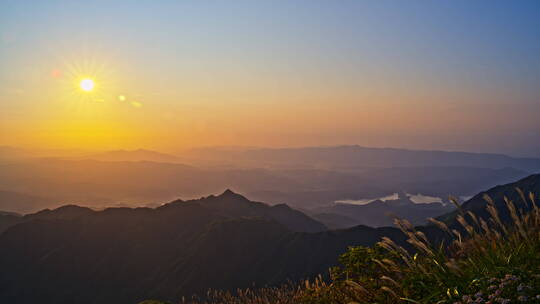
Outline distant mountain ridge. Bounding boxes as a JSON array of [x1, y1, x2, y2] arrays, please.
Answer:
[[186, 145, 540, 171], [164, 189, 327, 232], [0, 190, 326, 234], [0, 157, 528, 213], [86, 149, 186, 163], [0, 145, 534, 215], [311, 193, 455, 228], [0, 190, 399, 304], [4, 145, 539, 171]]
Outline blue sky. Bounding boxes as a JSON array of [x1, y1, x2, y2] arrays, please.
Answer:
[[1, 1, 539, 156]]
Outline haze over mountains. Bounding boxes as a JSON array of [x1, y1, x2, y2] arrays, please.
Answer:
[[0, 146, 533, 218], [0, 190, 55, 214], [0, 145, 538, 303], [182, 146, 540, 171], [87, 149, 186, 164], [309, 192, 455, 228], [0, 174, 538, 304]]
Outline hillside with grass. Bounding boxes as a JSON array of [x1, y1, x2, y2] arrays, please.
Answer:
[[1, 175, 539, 303], [146, 175, 540, 304]]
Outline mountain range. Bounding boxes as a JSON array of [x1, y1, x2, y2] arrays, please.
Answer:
[[86, 149, 186, 163], [0, 174, 539, 303], [183, 146, 540, 171], [309, 192, 455, 228], [0, 151, 530, 214], [439, 173, 540, 224], [0, 190, 403, 303]]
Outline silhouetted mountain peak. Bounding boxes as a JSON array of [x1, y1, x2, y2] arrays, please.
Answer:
[[167, 198, 185, 205], [160, 191, 249, 211], [55, 204, 92, 211], [220, 189, 242, 198], [148, 190, 326, 233], [213, 189, 250, 203]]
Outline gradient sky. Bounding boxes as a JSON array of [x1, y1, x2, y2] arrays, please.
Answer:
[[1, 1, 539, 156]]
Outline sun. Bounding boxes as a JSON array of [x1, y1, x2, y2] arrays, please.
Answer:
[[79, 78, 95, 92]]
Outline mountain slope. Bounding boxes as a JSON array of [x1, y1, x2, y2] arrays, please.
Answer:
[[0, 205, 95, 234], [438, 173, 540, 224], [0, 192, 398, 304], [0, 215, 405, 304], [189, 190, 327, 232], [310, 213, 359, 229], [0, 212, 20, 234], [0, 190, 326, 234], [312, 194, 454, 227], [160, 189, 327, 232], [1, 175, 539, 304]]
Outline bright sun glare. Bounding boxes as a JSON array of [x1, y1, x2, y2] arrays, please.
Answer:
[[79, 78, 95, 92]]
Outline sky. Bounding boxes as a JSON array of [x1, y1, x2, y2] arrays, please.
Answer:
[[1, 0, 539, 156]]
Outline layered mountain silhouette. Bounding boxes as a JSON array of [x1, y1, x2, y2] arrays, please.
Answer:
[[310, 193, 455, 228], [0, 175, 539, 304], [185, 146, 540, 171], [0, 190, 325, 234], [310, 212, 359, 229], [160, 189, 326, 232], [86, 149, 186, 163], [0, 190, 401, 304], [0, 156, 528, 213]]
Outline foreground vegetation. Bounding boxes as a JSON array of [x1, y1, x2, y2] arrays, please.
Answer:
[[145, 190, 540, 304]]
